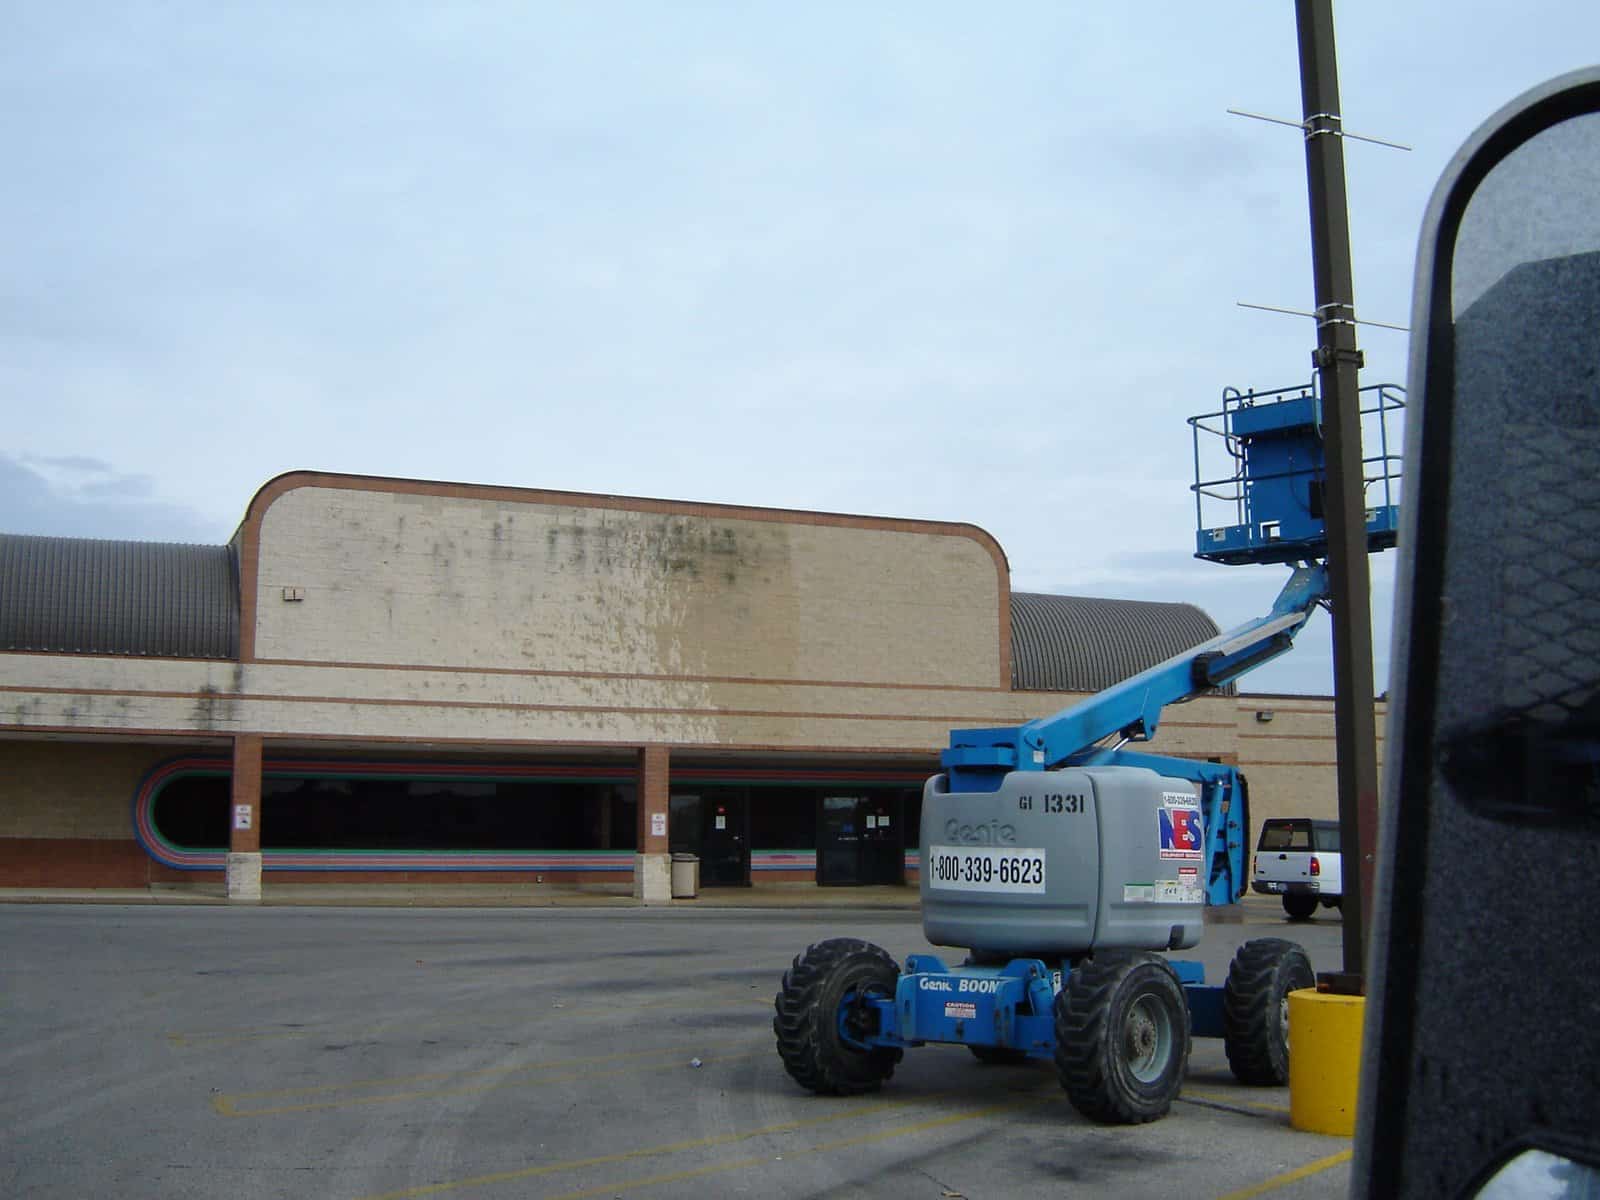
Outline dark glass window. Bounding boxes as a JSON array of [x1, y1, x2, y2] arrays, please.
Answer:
[[148, 770, 635, 852], [151, 775, 230, 849], [1258, 820, 1313, 851], [749, 786, 818, 850], [147, 764, 923, 858]]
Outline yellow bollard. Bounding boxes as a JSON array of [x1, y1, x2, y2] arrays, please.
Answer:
[[1287, 988, 1365, 1135]]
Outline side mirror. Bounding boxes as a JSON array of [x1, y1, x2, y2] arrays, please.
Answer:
[[1353, 68, 1600, 1196]]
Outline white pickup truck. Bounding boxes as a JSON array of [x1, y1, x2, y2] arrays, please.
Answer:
[[1251, 817, 1343, 920]]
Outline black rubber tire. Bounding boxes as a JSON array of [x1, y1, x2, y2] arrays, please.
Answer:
[[968, 1045, 1030, 1066], [773, 938, 903, 1095], [1222, 938, 1315, 1085], [1282, 892, 1318, 921], [1053, 951, 1190, 1124]]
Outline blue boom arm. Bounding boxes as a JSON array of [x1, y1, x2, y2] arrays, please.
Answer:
[[939, 563, 1327, 907], [942, 563, 1329, 794]]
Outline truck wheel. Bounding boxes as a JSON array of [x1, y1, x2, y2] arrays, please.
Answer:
[[1282, 893, 1318, 921], [1223, 938, 1314, 1085], [773, 938, 902, 1095], [969, 1045, 1030, 1065], [1053, 951, 1190, 1124]]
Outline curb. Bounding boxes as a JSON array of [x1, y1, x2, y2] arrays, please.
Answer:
[[0, 885, 921, 911], [0, 888, 1290, 917]]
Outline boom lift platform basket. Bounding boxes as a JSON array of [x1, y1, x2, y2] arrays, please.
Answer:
[[1190, 379, 1404, 565]]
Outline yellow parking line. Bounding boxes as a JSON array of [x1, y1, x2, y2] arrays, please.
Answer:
[[807, 1095, 1044, 1152], [525, 1154, 772, 1200], [534, 1104, 1042, 1200], [351, 1091, 1045, 1200], [352, 1093, 948, 1200], [1213, 1149, 1353, 1199]]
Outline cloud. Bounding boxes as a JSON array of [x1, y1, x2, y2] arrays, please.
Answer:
[[22, 454, 115, 472], [0, 455, 227, 543]]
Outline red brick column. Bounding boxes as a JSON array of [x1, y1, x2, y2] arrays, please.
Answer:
[[226, 734, 263, 901], [634, 745, 671, 902]]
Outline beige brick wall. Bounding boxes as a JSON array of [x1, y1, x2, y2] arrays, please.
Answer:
[[0, 741, 180, 839], [1232, 696, 1389, 829], [0, 475, 1389, 829], [0, 650, 1241, 757], [252, 484, 1004, 688]]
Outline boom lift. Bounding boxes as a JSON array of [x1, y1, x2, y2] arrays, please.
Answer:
[[774, 381, 1403, 1123]]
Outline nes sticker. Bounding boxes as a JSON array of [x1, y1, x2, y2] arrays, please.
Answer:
[[944, 1002, 978, 1020], [1157, 793, 1203, 862]]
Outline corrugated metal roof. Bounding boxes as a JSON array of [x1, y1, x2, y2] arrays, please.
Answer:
[[1011, 592, 1223, 693], [0, 535, 238, 659]]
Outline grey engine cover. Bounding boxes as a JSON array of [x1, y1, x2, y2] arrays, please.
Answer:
[[919, 766, 1206, 957]]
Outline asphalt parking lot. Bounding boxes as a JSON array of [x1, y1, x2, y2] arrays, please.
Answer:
[[0, 899, 1354, 1200]]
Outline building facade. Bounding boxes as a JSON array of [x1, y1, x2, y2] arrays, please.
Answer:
[[0, 472, 1380, 900]]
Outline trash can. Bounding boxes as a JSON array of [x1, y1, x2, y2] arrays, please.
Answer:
[[671, 853, 700, 899]]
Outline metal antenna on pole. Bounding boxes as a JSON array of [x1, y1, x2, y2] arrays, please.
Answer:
[[1234, 300, 1409, 332], [1229, 61, 1412, 339], [1227, 106, 1412, 152]]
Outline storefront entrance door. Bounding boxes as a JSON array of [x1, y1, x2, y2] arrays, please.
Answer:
[[817, 794, 902, 886], [669, 792, 750, 886]]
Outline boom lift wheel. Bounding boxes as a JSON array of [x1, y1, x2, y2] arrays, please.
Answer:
[[1222, 938, 1314, 1085], [773, 938, 903, 1095], [1053, 951, 1191, 1124]]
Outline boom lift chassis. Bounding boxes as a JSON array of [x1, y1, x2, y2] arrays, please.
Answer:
[[775, 381, 1403, 1123]]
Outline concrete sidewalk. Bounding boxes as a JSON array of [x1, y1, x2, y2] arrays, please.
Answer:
[[0, 880, 917, 910], [0, 882, 1291, 920]]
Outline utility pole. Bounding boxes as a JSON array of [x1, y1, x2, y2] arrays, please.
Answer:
[[1295, 0, 1379, 994]]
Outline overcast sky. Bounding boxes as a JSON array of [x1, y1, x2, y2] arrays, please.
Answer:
[[6, 2, 1597, 693]]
